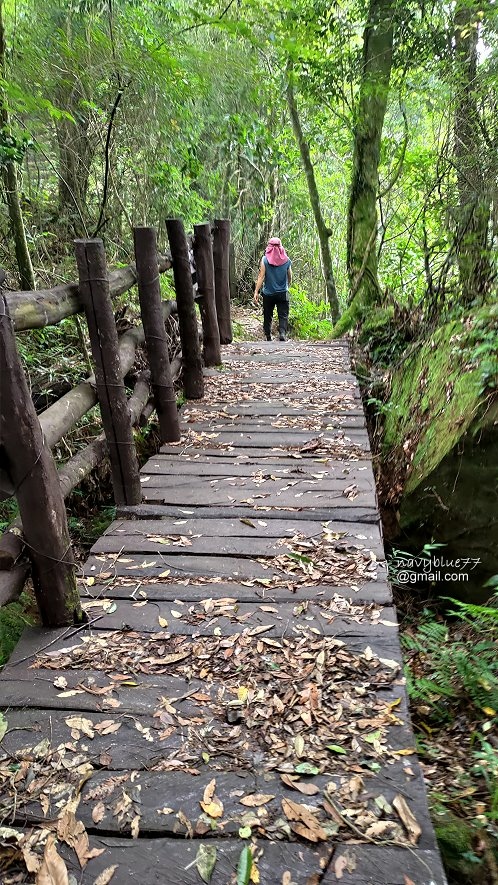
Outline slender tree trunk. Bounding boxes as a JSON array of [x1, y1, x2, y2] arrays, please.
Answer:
[[286, 69, 340, 322], [0, 0, 35, 290], [453, 0, 492, 304], [332, 0, 394, 336]]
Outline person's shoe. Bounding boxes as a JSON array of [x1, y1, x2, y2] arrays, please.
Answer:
[[279, 332, 286, 342], [266, 335, 272, 341]]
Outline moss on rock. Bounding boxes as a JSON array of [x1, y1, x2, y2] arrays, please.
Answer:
[[383, 307, 497, 494]]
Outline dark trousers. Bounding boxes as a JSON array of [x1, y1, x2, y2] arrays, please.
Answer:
[[263, 293, 289, 339]]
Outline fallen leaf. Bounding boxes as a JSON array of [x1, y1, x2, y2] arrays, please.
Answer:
[[333, 852, 356, 879], [282, 798, 327, 842], [65, 716, 94, 739], [35, 835, 69, 885], [236, 846, 252, 885], [280, 774, 319, 796], [92, 802, 105, 824], [0, 712, 7, 741], [53, 676, 68, 690], [195, 844, 217, 883], [200, 779, 224, 819], [393, 794, 422, 844], [239, 793, 275, 807], [158, 615, 169, 627], [93, 865, 118, 885]]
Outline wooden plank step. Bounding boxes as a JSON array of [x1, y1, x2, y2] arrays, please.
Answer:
[[50, 839, 446, 884], [100, 516, 383, 547], [117, 504, 381, 524], [79, 579, 392, 605], [90, 535, 380, 560], [140, 484, 376, 510], [142, 457, 374, 479], [1, 686, 410, 771], [74, 600, 399, 638], [84, 551, 384, 584]]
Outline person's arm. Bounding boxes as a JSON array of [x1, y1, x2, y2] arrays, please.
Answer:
[[254, 260, 265, 304], [287, 265, 292, 287]]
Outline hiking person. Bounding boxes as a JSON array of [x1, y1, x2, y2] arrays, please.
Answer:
[[254, 237, 292, 341]]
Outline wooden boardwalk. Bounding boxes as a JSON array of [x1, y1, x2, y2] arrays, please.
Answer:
[[0, 341, 447, 884]]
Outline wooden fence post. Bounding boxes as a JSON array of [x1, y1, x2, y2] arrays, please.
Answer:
[[133, 226, 181, 442], [193, 223, 221, 367], [212, 218, 233, 344], [74, 238, 142, 505], [165, 218, 204, 399], [0, 296, 80, 627]]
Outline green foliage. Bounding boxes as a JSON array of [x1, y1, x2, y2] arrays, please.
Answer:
[[288, 286, 331, 339], [404, 593, 498, 835], [403, 604, 498, 722], [0, 593, 34, 667]]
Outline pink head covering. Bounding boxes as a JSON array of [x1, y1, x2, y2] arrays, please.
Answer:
[[265, 237, 289, 266]]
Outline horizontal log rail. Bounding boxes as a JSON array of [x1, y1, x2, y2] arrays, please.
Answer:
[[0, 218, 233, 625], [5, 254, 172, 331]]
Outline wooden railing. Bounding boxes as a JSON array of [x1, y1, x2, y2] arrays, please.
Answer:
[[0, 218, 232, 624]]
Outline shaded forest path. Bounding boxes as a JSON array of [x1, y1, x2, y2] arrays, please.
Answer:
[[0, 341, 447, 883]]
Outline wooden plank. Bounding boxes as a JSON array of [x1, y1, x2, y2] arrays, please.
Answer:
[[140, 472, 375, 493], [75, 600, 398, 638], [91, 535, 378, 559], [79, 579, 393, 605], [84, 551, 384, 583], [52, 839, 446, 885], [2, 683, 409, 769], [117, 503, 381, 524], [183, 413, 367, 429], [140, 486, 377, 509], [102, 516, 383, 544], [10, 763, 435, 842], [160, 443, 369, 458], [92, 533, 382, 562]]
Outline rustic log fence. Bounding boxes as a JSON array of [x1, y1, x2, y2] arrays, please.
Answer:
[[0, 219, 232, 624]]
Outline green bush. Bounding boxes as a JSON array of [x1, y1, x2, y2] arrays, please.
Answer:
[[288, 286, 332, 339]]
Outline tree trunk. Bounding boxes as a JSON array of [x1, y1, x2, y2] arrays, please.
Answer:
[[286, 70, 340, 322], [453, 0, 492, 304], [0, 0, 35, 291], [332, 0, 394, 336]]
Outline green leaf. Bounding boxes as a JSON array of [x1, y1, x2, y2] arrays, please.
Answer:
[[327, 744, 347, 755], [238, 826, 252, 838], [294, 762, 320, 775], [195, 844, 217, 883], [0, 713, 7, 741], [364, 730, 382, 744], [236, 846, 252, 885]]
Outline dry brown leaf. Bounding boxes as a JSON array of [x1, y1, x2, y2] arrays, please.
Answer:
[[289, 821, 327, 843], [404, 877, 416, 885], [35, 836, 69, 885], [333, 855, 348, 880], [65, 716, 94, 739], [393, 794, 421, 844], [280, 774, 319, 796], [92, 802, 106, 824], [282, 798, 327, 842], [200, 778, 224, 818], [239, 793, 275, 807], [93, 866, 119, 885]]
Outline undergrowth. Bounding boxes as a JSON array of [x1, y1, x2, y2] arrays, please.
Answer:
[[401, 585, 498, 878], [288, 286, 332, 339], [0, 593, 35, 668]]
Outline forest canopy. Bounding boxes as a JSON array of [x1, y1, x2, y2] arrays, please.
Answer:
[[0, 0, 496, 326]]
